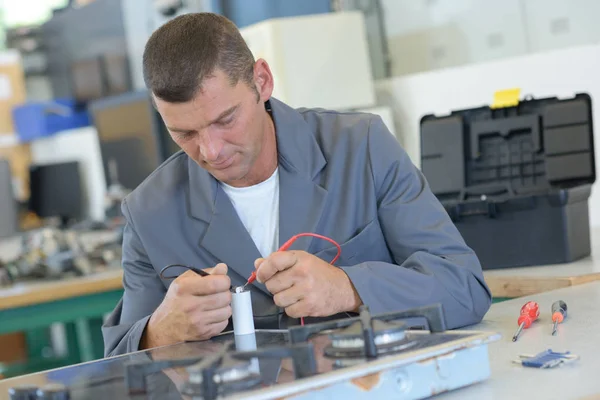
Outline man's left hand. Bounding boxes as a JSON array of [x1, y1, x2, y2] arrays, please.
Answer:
[[254, 251, 362, 318]]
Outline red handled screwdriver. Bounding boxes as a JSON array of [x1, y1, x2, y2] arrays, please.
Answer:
[[551, 300, 567, 336], [512, 301, 540, 342]]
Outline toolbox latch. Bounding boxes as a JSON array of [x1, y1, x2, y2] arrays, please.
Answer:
[[449, 183, 514, 222], [450, 200, 499, 222], [491, 88, 521, 109], [458, 183, 515, 201]]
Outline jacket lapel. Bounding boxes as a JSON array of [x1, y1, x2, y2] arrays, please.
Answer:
[[185, 98, 329, 294], [186, 157, 268, 294], [200, 186, 265, 292], [277, 167, 328, 252], [270, 98, 328, 253]]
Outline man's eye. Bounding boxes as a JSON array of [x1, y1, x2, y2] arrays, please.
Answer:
[[217, 117, 234, 126], [176, 131, 195, 140]]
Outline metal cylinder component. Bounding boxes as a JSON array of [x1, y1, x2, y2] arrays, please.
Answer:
[[233, 322, 260, 374], [36, 383, 70, 400], [231, 286, 255, 336], [8, 384, 38, 400], [234, 331, 257, 351]]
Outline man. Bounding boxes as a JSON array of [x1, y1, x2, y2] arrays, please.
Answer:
[[102, 13, 491, 356]]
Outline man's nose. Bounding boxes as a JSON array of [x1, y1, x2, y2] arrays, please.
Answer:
[[198, 133, 224, 162]]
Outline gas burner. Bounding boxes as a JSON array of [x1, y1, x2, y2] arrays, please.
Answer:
[[124, 305, 447, 399], [289, 304, 446, 345], [288, 303, 446, 368], [330, 319, 407, 348], [325, 318, 418, 360], [125, 339, 318, 399], [181, 357, 263, 398], [127, 342, 263, 400], [7, 304, 500, 400]]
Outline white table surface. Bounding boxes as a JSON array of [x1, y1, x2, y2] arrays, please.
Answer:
[[439, 280, 600, 400]]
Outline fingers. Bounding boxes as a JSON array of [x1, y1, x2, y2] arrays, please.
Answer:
[[203, 290, 232, 311], [172, 272, 231, 296], [256, 251, 300, 283], [189, 310, 231, 341], [195, 275, 231, 295], [254, 258, 264, 269], [204, 262, 228, 275], [207, 319, 230, 337], [273, 285, 303, 309], [196, 305, 232, 325], [284, 301, 306, 319], [264, 268, 295, 294]]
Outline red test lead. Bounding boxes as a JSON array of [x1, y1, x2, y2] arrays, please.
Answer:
[[242, 233, 342, 325], [243, 271, 257, 289], [244, 233, 341, 289]]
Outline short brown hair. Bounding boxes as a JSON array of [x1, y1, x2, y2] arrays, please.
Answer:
[[142, 13, 256, 102]]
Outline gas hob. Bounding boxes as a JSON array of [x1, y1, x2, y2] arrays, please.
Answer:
[[2, 304, 499, 400]]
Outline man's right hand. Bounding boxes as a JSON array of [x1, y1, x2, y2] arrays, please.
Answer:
[[141, 263, 232, 349]]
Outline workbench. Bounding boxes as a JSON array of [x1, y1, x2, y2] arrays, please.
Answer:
[[484, 227, 600, 299], [440, 280, 600, 399], [1, 277, 598, 399], [0, 232, 124, 377], [0, 269, 123, 377], [1, 225, 599, 379]]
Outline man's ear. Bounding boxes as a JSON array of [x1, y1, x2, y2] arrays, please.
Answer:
[[150, 93, 158, 110], [253, 59, 274, 102]]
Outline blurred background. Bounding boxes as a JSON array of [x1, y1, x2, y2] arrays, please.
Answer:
[[0, 0, 599, 379]]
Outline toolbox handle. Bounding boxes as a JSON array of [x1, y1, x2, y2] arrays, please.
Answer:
[[450, 201, 499, 222], [470, 115, 541, 159], [458, 183, 514, 201], [450, 183, 515, 222]]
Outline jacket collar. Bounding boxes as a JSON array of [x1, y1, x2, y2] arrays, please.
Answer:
[[268, 97, 327, 181], [187, 97, 327, 223], [185, 97, 329, 295]]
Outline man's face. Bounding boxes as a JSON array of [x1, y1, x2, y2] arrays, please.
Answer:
[[153, 62, 274, 186]]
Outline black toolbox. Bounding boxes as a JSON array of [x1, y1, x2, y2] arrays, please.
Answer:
[[420, 93, 595, 270]]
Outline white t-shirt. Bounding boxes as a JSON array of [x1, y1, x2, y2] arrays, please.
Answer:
[[221, 168, 280, 258]]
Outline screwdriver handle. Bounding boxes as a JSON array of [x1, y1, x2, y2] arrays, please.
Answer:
[[512, 301, 540, 342], [517, 301, 540, 328], [521, 301, 540, 317], [551, 300, 567, 323], [517, 314, 533, 328]]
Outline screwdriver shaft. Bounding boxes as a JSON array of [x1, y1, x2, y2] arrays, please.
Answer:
[[552, 320, 558, 336], [513, 322, 525, 342]]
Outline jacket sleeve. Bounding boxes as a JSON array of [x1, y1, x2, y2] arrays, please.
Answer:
[[102, 198, 167, 357], [340, 116, 492, 329]]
